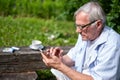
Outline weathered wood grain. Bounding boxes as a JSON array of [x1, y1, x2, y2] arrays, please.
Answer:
[[0, 46, 72, 73]]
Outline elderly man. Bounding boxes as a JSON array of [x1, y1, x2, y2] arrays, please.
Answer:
[[41, 1, 120, 80]]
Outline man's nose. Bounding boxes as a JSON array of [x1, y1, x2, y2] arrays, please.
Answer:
[[76, 27, 82, 33]]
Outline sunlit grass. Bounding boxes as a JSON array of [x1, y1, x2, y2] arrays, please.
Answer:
[[0, 16, 77, 47]]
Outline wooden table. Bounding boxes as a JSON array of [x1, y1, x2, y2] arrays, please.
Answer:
[[0, 46, 72, 80]]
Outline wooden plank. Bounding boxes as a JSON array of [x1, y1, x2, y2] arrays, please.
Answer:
[[0, 46, 73, 73], [0, 72, 37, 80], [0, 61, 48, 73]]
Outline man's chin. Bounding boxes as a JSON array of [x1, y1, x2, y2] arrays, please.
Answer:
[[82, 37, 88, 41], [81, 36, 89, 41]]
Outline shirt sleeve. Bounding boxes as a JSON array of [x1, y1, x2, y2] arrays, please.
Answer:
[[67, 34, 82, 61], [90, 34, 120, 80]]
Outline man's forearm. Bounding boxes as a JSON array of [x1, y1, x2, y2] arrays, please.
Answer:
[[58, 63, 93, 80], [62, 55, 75, 67]]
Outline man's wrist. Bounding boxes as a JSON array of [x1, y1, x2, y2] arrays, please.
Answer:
[[58, 62, 71, 74]]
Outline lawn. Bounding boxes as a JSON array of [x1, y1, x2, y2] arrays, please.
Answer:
[[0, 16, 77, 47]]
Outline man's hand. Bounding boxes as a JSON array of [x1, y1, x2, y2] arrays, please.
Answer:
[[40, 47, 63, 69]]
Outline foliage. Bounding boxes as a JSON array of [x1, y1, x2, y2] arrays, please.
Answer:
[[63, 0, 89, 20], [0, 0, 65, 19], [106, 0, 120, 33], [0, 0, 119, 33], [64, 0, 120, 33], [36, 70, 56, 80]]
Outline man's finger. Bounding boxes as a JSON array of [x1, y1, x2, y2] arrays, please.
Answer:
[[40, 52, 48, 60]]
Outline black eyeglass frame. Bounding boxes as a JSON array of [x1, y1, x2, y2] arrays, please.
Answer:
[[75, 20, 97, 29]]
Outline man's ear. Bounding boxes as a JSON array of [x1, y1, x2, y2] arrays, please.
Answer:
[[96, 20, 103, 30]]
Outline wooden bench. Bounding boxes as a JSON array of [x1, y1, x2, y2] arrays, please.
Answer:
[[0, 46, 72, 80]]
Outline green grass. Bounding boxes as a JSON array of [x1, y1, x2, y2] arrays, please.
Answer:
[[36, 69, 56, 80], [0, 16, 77, 47]]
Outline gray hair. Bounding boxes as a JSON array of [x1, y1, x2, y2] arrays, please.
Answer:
[[74, 1, 106, 26]]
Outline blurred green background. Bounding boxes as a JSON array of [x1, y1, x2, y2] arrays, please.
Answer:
[[0, 0, 120, 80]]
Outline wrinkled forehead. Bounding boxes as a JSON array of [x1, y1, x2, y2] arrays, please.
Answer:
[[75, 11, 90, 24]]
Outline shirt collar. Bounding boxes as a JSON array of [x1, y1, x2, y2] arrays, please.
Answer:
[[93, 26, 109, 46]]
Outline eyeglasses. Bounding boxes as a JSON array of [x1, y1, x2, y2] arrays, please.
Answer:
[[75, 20, 97, 30]]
